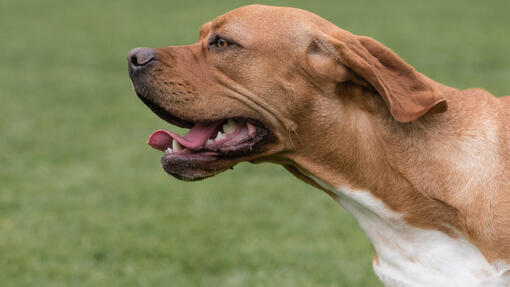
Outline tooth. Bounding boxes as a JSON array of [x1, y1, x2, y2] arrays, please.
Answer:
[[172, 140, 183, 151], [215, 131, 227, 141], [165, 147, 173, 154], [222, 119, 237, 134], [207, 139, 214, 145]]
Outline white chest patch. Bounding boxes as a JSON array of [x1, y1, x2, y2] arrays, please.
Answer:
[[307, 175, 510, 287]]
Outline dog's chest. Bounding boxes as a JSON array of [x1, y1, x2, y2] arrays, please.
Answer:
[[308, 176, 510, 287]]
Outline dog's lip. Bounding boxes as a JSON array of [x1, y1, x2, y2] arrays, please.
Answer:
[[159, 120, 271, 181], [136, 92, 195, 129]]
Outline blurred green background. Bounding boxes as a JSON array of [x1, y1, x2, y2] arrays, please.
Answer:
[[1, 0, 508, 286]]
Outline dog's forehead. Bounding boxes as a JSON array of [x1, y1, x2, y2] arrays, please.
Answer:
[[208, 5, 327, 45]]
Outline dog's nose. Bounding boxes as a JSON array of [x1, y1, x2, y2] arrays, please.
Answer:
[[128, 47, 155, 68]]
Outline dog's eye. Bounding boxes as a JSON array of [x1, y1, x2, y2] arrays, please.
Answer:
[[208, 36, 235, 50], [216, 38, 229, 49]]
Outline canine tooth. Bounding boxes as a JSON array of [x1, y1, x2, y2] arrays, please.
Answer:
[[215, 131, 227, 141], [207, 139, 214, 145], [222, 119, 237, 134], [165, 147, 173, 154], [172, 140, 183, 151]]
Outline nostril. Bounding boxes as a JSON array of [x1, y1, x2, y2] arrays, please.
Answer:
[[130, 54, 140, 66], [128, 47, 155, 67]]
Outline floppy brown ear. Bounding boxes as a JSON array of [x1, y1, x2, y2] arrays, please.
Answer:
[[319, 31, 447, 123]]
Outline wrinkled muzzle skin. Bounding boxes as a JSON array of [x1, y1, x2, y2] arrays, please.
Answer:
[[129, 42, 287, 179]]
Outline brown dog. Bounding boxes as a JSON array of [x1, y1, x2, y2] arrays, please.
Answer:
[[128, 5, 510, 286]]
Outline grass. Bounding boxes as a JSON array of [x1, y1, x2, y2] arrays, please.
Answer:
[[1, 0, 509, 286]]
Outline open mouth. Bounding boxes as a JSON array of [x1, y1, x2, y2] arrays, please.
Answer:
[[147, 117, 270, 181], [131, 70, 272, 180]]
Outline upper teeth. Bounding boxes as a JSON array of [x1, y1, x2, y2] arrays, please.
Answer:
[[222, 119, 238, 134], [172, 140, 183, 151], [165, 147, 173, 154], [206, 119, 240, 144], [215, 131, 227, 141]]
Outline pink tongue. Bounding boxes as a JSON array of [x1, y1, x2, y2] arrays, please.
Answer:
[[147, 121, 221, 151]]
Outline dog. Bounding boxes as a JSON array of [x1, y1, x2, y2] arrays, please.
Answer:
[[127, 5, 510, 286]]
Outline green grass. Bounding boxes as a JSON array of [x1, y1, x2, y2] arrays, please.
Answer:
[[1, 0, 509, 286]]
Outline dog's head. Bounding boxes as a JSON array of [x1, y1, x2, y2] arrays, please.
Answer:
[[128, 5, 447, 181]]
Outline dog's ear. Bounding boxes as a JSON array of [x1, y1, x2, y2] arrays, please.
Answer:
[[313, 31, 447, 123]]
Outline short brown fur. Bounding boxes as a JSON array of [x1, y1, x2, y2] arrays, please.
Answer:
[[131, 5, 510, 265]]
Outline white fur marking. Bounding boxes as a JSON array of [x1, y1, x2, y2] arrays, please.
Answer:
[[307, 175, 510, 287]]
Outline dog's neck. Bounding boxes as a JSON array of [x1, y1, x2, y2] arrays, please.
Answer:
[[286, 85, 510, 286], [307, 176, 510, 286]]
